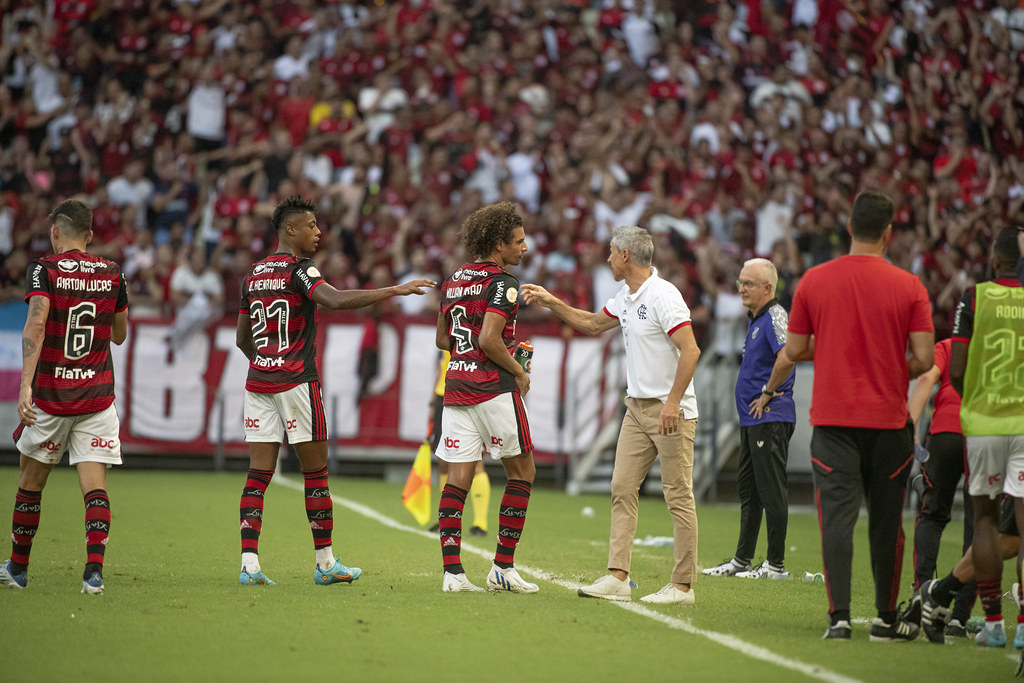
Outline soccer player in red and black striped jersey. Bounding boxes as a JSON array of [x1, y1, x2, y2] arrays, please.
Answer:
[[434, 201, 538, 593], [1, 199, 129, 595], [235, 195, 433, 586]]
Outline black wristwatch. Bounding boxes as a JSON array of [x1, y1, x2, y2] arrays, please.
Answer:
[[761, 384, 774, 396]]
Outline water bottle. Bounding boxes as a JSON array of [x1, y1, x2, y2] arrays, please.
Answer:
[[513, 340, 533, 373]]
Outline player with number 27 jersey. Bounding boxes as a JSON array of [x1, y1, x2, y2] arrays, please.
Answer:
[[239, 254, 324, 393], [440, 262, 520, 406]]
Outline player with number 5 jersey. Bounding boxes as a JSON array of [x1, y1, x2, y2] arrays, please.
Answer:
[[234, 195, 435, 587], [3, 199, 128, 595]]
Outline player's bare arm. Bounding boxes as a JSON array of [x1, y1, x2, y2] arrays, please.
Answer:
[[906, 330, 935, 380], [479, 311, 529, 396], [783, 332, 814, 362], [520, 284, 619, 336], [907, 363, 941, 441], [659, 324, 700, 435], [235, 312, 257, 361], [312, 279, 436, 310], [112, 309, 129, 345], [435, 311, 449, 352], [19, 294, 48, 426]]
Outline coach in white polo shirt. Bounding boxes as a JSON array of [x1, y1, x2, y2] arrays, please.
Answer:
[[522, 225, 701, 605]]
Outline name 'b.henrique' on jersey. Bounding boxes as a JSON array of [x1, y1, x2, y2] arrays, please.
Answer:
[[240, 254, 326, 393], [440, 262, 521, 405], [26, 251, 128, 416]]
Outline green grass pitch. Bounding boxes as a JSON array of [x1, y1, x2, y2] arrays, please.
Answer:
[[0, 466, 1017, 681]]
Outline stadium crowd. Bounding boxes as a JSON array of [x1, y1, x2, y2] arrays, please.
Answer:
[[1, 0, 1023, 348]]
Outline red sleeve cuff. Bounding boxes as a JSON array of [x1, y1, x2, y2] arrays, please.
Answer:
[[485, 306, 510, 319], [950, 336, 970, 344], [601, 306, 617, 319], [667, 320, 691, 336]]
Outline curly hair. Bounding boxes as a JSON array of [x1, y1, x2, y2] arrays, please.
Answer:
[[460, 201, 523, 260], [272, 195, 316, 233]]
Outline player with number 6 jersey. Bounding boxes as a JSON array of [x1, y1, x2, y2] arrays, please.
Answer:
[[234, 195, 434, 588], [434, 201, 539, 594], [3, 199, 129, 595]]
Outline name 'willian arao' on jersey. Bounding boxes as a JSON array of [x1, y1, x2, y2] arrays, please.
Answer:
[[440, 261, 521, 406]]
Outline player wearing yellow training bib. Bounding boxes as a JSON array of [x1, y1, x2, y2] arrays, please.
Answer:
[[947, 227, 1024, 648]]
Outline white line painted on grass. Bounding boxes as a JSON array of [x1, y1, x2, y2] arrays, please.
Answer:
[[276, 476, 860, 683]]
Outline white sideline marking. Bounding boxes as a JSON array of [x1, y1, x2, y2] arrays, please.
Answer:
[[276, 477, 860, 683]]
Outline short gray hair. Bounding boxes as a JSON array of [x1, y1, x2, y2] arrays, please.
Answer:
[[743, 257, 779, 297], [610, 225, 654, 267]]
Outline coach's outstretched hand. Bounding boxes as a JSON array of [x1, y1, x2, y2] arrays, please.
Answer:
[[394, 279, 436, 296], [520, 284, 554, 307]]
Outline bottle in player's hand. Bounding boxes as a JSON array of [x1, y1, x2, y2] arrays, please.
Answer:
[[513, 340, 533, 373]]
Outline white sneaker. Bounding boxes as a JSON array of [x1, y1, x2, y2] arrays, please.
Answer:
[[701, 559, 751, 577], [735, 561, 790, 580], [640, 583, 695, 605], [486, 564, 539, 594], [442, 571, 484, 592], [577, 574, 631, 601]]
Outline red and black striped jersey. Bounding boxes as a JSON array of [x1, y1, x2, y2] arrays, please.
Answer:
[[239, 253, 325, 393], [25, 250, 128, 416], [439, 261, 520, 406]]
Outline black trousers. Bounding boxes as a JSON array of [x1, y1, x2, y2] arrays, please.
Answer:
[[735, 421, 794, 567], [913, 431, 975, 621], [811, 422, 913, 620]]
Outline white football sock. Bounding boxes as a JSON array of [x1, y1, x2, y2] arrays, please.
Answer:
[[242, 552, 260, 573]]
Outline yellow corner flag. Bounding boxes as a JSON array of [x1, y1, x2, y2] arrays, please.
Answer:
[[402, 441, 432, 526]]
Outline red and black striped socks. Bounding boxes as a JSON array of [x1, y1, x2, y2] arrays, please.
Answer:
[[83, 489, 110, 578], [240, 468, 273, 557], [10, 487, 42, 573], [978, 577, 1003, 621], [303, 465, 333, 551], [494, 479, 531, 569], [439, 484, 467, 574]]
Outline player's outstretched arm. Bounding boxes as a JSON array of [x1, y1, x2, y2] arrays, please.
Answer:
[[313, 279, 436, 311], [520, 284, 618, 336]]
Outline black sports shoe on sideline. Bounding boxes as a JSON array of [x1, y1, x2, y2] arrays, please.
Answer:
[[823, 620, 852, 640], [869, 617, 919, 642], [920, 579, 950, 644], [428, 522, 440, 533], [469, 526, 487, 537], [900, 589, 921, 625], [945, 619, 968, 638]]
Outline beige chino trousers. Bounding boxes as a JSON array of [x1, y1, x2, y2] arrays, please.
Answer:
[[608, 396, 699, 585]]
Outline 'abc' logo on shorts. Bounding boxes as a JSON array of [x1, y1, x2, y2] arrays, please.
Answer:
[[444, 437, 460, 449], [90, 438, 117, 449], [39, 440, 62, 453], [490, 436, 503, 448], [244, 418, 260, 429], [286, 419, 297, 430]]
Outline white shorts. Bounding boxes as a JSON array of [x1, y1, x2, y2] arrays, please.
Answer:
[[434, 392, 533, 463], [966, 435, 1024, 498], [244, 382, 328, 444], [15, 403, 123, 466]]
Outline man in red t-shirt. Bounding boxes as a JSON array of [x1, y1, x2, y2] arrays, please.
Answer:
[[785, 191, 934, 641]]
